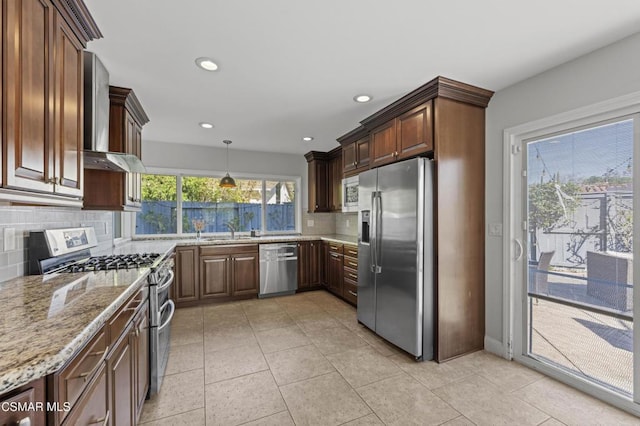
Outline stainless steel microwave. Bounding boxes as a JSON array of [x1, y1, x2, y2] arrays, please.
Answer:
[[342, 175, 359, 212]]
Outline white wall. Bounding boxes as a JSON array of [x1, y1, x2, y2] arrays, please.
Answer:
[[485, 32, 640, 352], [142, 140, 308, 205]]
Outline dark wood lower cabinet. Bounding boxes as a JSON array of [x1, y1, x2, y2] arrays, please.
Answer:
[[174, 246, 199, 305], [132, 301, 149, 422], [298, 240, 322, 290], [232, 252, 259, 296], [108, 323, 133, 425], [0, 379, 46, 426], [328, 251, 344, 296], [200, 254, 231, 299], [61, 363, 108, 426], [42, 287, 150, 425], [198, 245, 259, 302]]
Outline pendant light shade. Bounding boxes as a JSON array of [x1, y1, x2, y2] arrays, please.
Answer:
[[220, 140, 236, 188]]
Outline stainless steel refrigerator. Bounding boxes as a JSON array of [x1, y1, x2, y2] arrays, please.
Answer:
[[357, 157, 434, 360]]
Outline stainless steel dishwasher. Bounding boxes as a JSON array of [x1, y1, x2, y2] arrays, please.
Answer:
[[259, 243, 298, 298]]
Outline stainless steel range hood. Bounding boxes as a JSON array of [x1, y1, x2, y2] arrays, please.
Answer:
[[83, 52, 146, 174]]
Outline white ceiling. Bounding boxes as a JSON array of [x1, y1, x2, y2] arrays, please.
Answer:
[[84, 0, 640, 155]]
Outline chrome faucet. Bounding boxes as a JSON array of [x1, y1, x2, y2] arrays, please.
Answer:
[[225, 222, 236, 239]]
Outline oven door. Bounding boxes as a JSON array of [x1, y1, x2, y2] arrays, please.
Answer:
[[149, 298, 175, 395], [150, 269, 174, 327]]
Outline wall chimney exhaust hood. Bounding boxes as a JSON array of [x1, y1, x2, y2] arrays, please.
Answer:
[[83, 52, 146, 174]]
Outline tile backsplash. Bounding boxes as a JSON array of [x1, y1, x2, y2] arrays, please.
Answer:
[[301, 212, 358, 237], [336, 212, 357, 236], [0, 207, 113, 282], [301, 212, 335, 235]]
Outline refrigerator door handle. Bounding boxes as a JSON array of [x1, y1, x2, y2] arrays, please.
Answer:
[[374, 192, 382, 274], [370, 191, 377, 273]]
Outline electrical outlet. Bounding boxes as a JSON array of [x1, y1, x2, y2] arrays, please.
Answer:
[[488, 223, 503, 237], [346, 219, 350, 228], [4, 228, 16, 251], [307, 219, 314, 227]]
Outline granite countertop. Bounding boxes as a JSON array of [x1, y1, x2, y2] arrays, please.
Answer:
[[133, 234, 358, 247], [0, 268, 150, 395], [93, 239, 177, 258]]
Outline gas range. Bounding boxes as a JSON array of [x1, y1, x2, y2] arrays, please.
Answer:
[[56, 253, 161, 273], [28, 227, 176, 396], [28, 227, 165, 275]]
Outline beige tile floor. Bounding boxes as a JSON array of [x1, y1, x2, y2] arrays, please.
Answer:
[[140, 291, 640, 426]]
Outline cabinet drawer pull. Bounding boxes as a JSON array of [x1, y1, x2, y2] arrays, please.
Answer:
[[348, 273, 357, 280], [347, 261, 357, 267], [88, 410, 109, 425], [348, 290, 358, 297], [76, 347, 108, 380], [330, 253, 340, 258]]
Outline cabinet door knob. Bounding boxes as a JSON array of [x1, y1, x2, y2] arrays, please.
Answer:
[[315, 204, 318, 208]]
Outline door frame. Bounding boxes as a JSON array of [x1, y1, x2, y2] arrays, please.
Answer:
[[503, 90, 640, 415]]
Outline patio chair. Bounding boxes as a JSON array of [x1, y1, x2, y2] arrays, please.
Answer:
[[534, 250, 555, 295]]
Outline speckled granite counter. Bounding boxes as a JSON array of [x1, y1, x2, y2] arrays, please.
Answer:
[[131, 234, 358, 247], [93, 239, 177, 258], [0, 268, 150, 395]]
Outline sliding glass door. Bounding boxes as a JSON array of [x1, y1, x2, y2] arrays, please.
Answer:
[[524, 118, 634, 396]]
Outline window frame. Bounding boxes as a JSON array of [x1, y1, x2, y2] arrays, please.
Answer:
[[132, 167, 302, 237]]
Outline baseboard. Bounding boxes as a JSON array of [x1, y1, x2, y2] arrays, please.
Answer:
[[484, 335, 508, 359]]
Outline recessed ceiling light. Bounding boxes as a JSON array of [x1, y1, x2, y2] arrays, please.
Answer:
[[302, 136, 314, 142], [199, 122, 214, 129], [195, 57, 219, 71], [353, 94, 372, 103]]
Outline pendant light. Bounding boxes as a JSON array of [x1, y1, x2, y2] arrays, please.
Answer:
[[220, 140, 236, 188]]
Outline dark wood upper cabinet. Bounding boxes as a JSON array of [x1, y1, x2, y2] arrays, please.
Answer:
[[396, 102, 433, 160], [54, 15, 84, 197], [304, 151, 330, 213], [83, 86, 149, 211], [338, 126, 370, 177], [1, 0, 100, 206], [370, 120, 397, 168], [328, 148, 342, 211], [355, 137, 370, 170], [3, 0, 56, 194]]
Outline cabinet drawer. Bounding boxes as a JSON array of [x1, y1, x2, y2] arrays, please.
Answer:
[[343, 256, 358, 270], [343, 267, 358, 282], [57, 327, 108, 418], [0, 379, 45, 426], [344, 245, 358, 258], [61, 361, 108, 426], [343, 280, 358, 305], [328, 243, 343, 254], [200, 244, 259, 256], [108, 288, 144, 347]]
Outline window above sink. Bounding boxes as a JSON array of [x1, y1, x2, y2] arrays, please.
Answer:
[[135, 173, 300, 238]]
